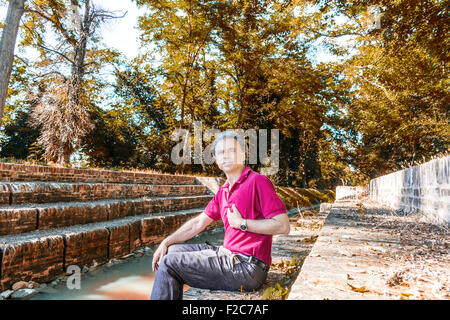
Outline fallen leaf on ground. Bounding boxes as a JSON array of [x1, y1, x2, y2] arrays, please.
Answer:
[[401, 292, 414, 298], [347, 283, 369, 293]]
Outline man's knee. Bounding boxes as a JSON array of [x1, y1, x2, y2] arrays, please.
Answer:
[[159, 252, 179, 271], [167, 243, 196, 254], [166, 244, 181, 254]]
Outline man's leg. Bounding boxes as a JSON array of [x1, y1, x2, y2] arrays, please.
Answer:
[[166, 242, 216, 254], [150, 245, 264, 300], [150, 242, 218, 300]]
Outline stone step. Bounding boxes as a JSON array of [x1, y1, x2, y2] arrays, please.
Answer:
[[0, 194, 214, 236], [0, 162, 198, 185], [0, 207, 223, 291], [0, 182, 210, 205]]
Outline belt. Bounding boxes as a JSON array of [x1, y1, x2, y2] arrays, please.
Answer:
[[235, 254, 270, 272], [217, 245, 270, 272]]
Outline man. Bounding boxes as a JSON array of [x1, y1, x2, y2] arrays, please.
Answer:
[[150, 130, 290, 300]]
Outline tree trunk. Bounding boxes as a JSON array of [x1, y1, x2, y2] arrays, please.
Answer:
[[57, 0, 90, 165], [0, 0, 25, 127]]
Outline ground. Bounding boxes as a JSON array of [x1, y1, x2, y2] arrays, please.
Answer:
[[185, 199, 450, 300]]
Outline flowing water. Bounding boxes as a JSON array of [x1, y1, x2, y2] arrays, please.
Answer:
[[29, 228, 225, 300]]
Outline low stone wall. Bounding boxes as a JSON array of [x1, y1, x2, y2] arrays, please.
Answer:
[[335, 186, 365, 201], [368, 156, 449, 223]]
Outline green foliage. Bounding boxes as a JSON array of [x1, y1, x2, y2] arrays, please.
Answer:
[[0, 109, 40, 159]]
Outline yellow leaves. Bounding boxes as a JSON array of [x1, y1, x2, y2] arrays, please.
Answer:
[[264, 255, 304, 300], [272, 255, 304, 270], [302, 235, 318, 244], [347, 283, 369, 293], [356, 202, 366, 216], [261, 283, 290, 300], [401, 292, 414, 299]]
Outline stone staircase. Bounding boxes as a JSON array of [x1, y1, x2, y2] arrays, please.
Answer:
[[0, 163, 223, 291]]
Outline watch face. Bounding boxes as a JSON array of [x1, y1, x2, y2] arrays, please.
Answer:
[[240, 225, 247, 231]]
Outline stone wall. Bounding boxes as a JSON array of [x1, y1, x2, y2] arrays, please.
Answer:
[[368, 156, 449, 223], [335, 186, 366, 201]]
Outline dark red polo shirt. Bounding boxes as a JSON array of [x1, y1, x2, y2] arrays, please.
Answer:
[[204, 166, 287, 265]]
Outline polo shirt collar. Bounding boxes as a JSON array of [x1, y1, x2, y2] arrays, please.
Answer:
[[223, 166, 252, 189]]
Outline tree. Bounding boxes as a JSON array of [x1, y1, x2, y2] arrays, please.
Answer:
[[0, 0, 25, 127], [137, 0, 215, 131], [0, 108, 40, 159], [80, 57, 177, 170], [337, 0, 448, 177], [21, 0, 124, 165], [300, 0, 449, 179], [134, 0, 348, 186]]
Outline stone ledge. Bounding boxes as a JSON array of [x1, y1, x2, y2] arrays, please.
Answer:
[[0, 194, 213, 236], [0, 162, 197, 185], [288, 200, 450, 300], [0, 182, 209, 205]]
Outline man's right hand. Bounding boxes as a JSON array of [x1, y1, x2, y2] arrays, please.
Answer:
[[150, 212, 214, 272], [152, 241, 169, 272]]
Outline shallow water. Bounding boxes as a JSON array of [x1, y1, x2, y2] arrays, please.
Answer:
[[29, 229, 225, 300]]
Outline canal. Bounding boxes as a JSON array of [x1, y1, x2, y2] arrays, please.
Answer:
[[29, 228, 225, 300]]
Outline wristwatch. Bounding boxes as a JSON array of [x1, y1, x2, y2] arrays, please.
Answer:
[[240, 219, 248, 232]]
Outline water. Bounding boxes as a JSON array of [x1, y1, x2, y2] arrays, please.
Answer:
[[29, 228, 225, 300]]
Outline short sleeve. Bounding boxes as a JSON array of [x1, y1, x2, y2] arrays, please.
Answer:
[[203, 192, 221, 221], [255, 175, 287, 219]]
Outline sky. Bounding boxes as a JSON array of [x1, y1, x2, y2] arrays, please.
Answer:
[[0, 0, 142, 60], [94, 0, 142, 60]]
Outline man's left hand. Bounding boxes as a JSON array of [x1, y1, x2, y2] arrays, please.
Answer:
[[227, 204, 243, 229]]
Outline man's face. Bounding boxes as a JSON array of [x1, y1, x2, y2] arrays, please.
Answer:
[[214, 138, 245, 172]]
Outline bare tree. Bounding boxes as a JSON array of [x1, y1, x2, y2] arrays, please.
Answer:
[[25, 0, 126, 164]]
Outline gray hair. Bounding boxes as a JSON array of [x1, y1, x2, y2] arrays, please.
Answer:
[[212, 130, 246, 158]]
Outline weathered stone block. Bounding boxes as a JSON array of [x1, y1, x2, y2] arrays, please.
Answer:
[[129, 220, 142, 252], [108, 202, 122, 220], [0, 208, 37, 236], [63, 228, 109, 268], [107, 224, 130, 259], [0, 236, 64, 291], [0, 183, 10, 205], [38, 203, 108, 230], [140, 217, 165, 246]]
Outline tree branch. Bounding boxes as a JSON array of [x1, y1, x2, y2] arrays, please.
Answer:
[[31, 70, 67, 81], [35, 43, 74, 65], [26, 4, 77, 46]]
